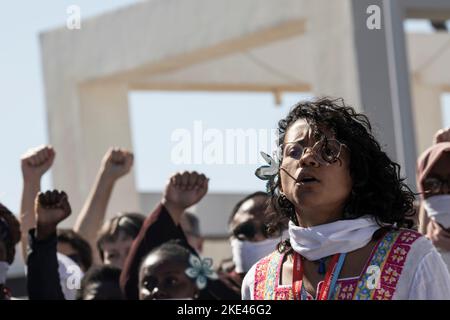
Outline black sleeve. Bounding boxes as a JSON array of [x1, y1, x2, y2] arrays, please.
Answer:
[[26, 229, 65, 300], [120, 204, 241, 300], [120, 204, 190, 300]]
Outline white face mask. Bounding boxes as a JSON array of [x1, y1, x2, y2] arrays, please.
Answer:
[[423, 194, 450, 229], [0, 261, 10, 284], [231, 236, 282, 274]]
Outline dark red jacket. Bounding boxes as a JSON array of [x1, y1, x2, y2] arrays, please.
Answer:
[[120, 204, 240, 300]]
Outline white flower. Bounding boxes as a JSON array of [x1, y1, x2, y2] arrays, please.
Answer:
[[185, 254, 218, 290], [255, 151, 280, 192]]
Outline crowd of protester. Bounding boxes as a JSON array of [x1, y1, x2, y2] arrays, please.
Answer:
[[2, 97, 450, 300]]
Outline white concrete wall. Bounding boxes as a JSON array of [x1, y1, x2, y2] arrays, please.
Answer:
[[139, 191, 250, 237], [40, 0, 311, 218]]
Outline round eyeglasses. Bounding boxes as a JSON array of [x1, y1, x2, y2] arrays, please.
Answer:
[[281, 137, 347, 166], [230, 220, 268, 241], [423, 176, 450, 195]]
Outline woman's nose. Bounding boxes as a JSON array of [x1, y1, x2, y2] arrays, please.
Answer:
[[299, 148, 319, 167]]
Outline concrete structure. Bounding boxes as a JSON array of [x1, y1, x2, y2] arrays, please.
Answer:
[[37, 0, 450, 234], [139, 192, 248, 237], [407, 33, 450, 154]]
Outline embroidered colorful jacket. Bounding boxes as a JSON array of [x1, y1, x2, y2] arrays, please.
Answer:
[[252, 229, 422, 300]]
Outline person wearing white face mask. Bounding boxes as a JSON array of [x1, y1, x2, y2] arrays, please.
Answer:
[[0, 203, 21, 300], [225, 192, 288, 279], [417, 141, 450, 271]]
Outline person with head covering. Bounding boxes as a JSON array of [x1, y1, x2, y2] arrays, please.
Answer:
[[242, 97, 450, 300], [417, 140, 450, 271]]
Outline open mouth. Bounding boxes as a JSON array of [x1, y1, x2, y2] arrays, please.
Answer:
[[296, 173, 320, 184]]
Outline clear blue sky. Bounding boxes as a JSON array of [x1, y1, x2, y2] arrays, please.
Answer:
[[0, 2, 448, 213], [0, 0, 140, 212], [129, 91, 310, 194]]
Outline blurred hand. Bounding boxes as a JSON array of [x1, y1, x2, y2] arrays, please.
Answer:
[[21, 145, 55, 182], [100, 148, 134, 181], [35, 190, 71, 240], [216, 269, 242, 296], [434, 128, 450, 144], [427, 219, 450, 251], [162, 171, 208, 221]]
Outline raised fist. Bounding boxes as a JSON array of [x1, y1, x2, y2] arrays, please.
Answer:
[[163, 171, 209, 212], [21, 145, 55, 181], [100, 148, 134, 181], [35, 190, 72, 229]]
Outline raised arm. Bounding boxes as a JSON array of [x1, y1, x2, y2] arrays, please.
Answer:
[[27, 190, 72, 300], [73, 148, 133, 263], [20, 145, 55, 260], [121, 171, 208, 299], [161, 171, 209, 225]]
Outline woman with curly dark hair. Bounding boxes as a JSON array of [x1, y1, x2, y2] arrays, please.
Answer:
[[242, 97, 450, 300]]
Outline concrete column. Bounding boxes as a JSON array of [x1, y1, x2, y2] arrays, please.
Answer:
[[74, 82, 140, 224], [411, 78, 443, 155], [44, 80, 140, 229], [306, 0, 362, 109], [42, 79, 86, 226], [350, 0, 418, 190]]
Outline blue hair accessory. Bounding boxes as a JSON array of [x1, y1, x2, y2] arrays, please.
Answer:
[[185, 254, 218, 290]]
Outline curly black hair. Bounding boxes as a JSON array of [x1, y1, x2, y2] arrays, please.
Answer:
[[264, 97, 415, 242], [77, 265, 123, 300]]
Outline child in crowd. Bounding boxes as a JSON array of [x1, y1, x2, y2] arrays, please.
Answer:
[[138, 240, 216, 300]]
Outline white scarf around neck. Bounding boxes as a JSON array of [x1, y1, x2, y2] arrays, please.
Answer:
[[288, 215, 382, 261]]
